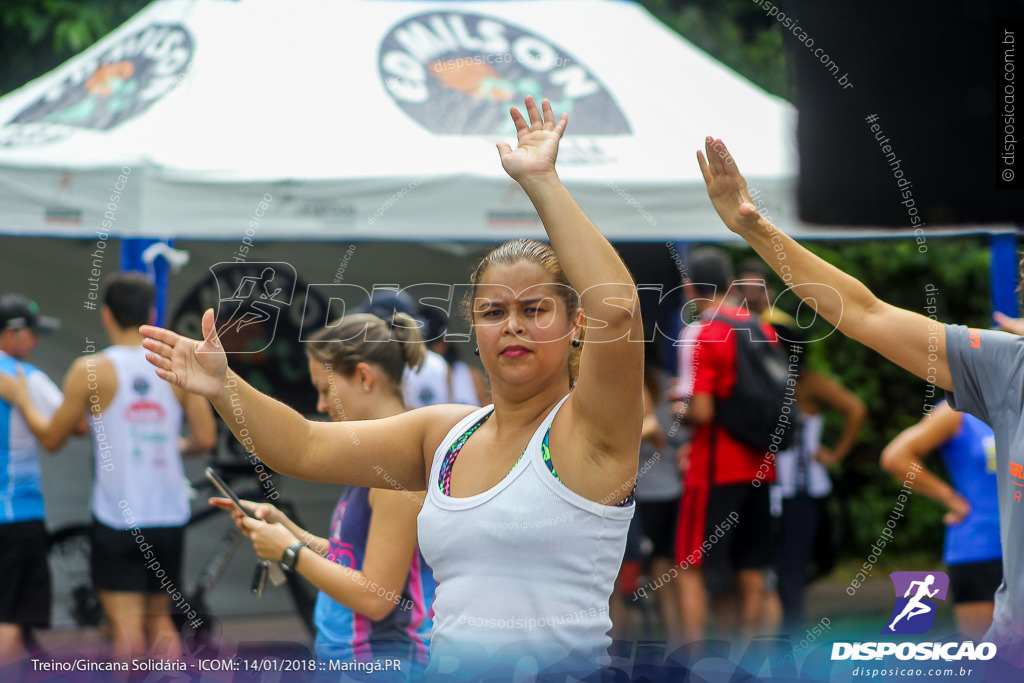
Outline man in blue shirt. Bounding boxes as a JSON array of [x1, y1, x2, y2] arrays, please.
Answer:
[[0, 295, 62, 665]]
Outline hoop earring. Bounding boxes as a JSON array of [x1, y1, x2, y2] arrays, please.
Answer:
[[572, 339, 581, 348]]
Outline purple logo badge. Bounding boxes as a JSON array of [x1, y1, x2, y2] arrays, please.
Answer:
[[883, 571, 949, 635]]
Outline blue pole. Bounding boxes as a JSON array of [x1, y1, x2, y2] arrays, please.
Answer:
[[120, 238, 171, 326], [990, 232, 1020, 319]]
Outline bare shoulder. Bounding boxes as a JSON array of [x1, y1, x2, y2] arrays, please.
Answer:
[[414, 403, 483, 455], [385, 403, 481, 490], [67, 354, 115, 387], [66, 354, 118, 408]]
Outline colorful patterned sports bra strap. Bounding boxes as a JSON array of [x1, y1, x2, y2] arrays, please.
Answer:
[[438, 412, 492, 496], [541, 429, 635, 507]]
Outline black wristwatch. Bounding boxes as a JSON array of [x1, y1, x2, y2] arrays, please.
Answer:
[[280, 542, 305, 571]]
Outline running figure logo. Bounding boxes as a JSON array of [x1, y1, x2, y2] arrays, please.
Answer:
[[883, 571, 950, 635], [209, 262, 297, 354]]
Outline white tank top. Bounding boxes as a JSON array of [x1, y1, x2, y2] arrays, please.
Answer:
[[417, 395, 634, 676], [90, 346, 188, 528], [775, 412, 832, 498], [402, 350, 451, 408]]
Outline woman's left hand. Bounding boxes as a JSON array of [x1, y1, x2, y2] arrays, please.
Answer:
[[241, 518, 299, 563], [497, 95, 567, 184], [814, 446, 837, 466]]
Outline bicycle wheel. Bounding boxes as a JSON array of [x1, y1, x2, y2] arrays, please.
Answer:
[[48, 524, 103, 628]]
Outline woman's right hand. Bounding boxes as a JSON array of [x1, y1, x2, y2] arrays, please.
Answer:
[[209, 497, 283, 530], [140, 308, 227, 400], [496, 96, 566, 186]]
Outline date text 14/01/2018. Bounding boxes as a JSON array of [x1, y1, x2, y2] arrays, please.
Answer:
[[198, 658, 403, 673]]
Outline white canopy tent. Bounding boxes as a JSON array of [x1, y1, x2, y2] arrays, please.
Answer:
[[0, 0, 852, 241]]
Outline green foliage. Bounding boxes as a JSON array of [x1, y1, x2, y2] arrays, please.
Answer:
[[638, 0, 790, 98], [4, 1, 110, 53], [842, 474, 947, 563], [1, 0, 148, 95]]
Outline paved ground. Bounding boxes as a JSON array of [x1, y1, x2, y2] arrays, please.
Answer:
[[32, 576, 903, 659], [34, 614, 313, 660]]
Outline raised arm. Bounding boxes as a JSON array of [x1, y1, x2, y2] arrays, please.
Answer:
[[880, 402, 968, 524], [141, 309, 469, 490], [498, 96, 643, 457], [698, 138, 952, 390]]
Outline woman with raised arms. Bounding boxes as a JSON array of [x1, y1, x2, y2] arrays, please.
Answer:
[[697, 137, 1024, 665], [141, 96, 643, 678]]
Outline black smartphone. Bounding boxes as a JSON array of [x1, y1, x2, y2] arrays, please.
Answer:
[[205, 466, 256, 518], [207, 467, 287, 588]]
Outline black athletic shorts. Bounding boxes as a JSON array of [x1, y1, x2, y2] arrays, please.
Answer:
[[0, 520, 51, 627], [948, 558, 1003, 604], [90, 518, 185, 594], [678, 483, 773, 592], [637, 498, 679, 560]]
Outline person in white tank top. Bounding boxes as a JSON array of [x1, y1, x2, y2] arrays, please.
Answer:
[[770, 346, 865, 636], [0, 274, 216, 664], [141, 97, 644, 679]]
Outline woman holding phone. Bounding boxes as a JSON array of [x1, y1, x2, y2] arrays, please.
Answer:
[[212, 313, 435, 679], [141, 96, 643, 677]]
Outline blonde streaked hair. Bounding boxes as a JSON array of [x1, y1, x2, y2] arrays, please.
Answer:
[[305, 313, 426, 395]]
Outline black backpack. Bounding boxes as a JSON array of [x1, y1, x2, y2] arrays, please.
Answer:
[[711, 314, 797, 452]]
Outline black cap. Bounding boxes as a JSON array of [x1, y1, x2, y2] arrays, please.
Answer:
[[417, 306, 449, 344], [354, 290, 419, 322], [0, 295, 60, 333]]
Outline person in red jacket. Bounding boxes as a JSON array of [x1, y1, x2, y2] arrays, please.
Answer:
[[672, 246, 779, 646]]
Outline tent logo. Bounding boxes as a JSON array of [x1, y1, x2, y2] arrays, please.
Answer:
[[883, 571, 949, 635], [379, 12, 630, 135], [2, 24, 193, 146]]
